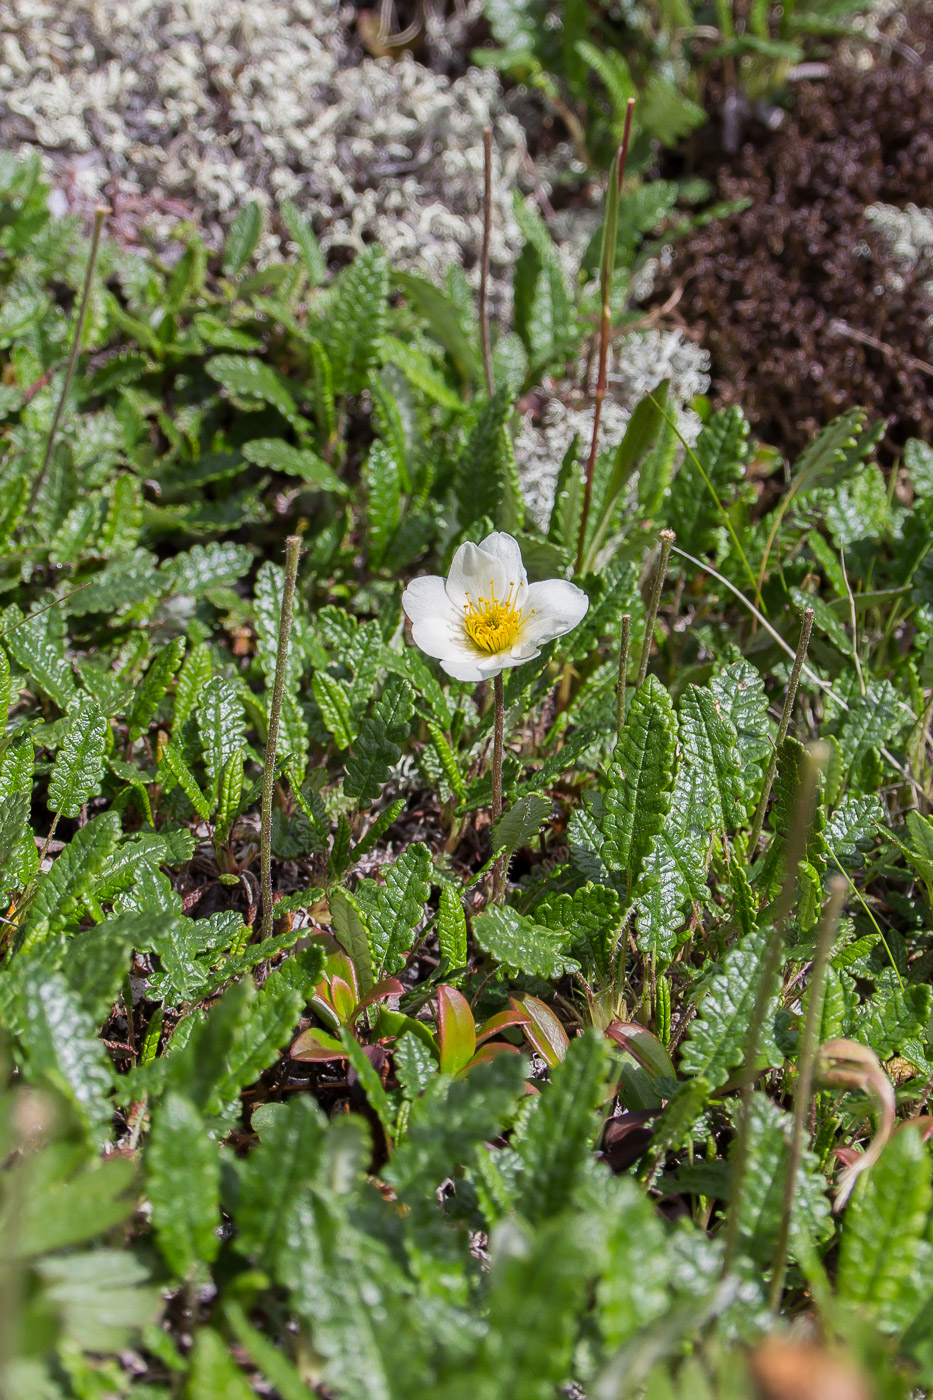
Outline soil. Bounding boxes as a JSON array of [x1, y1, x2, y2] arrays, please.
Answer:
[[653, 3, 933, 462]]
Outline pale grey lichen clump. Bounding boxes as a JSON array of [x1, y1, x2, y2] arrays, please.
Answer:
[[514, 330, 711, 529], [864, 202, 933, 355], [0, 0, 525, 288]]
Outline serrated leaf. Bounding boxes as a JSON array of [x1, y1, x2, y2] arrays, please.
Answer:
[[2, 601, 76, 709], [48, 695, 107, 818], [235, 1094, 328, 1267], [160, 739, 210, 820], [206, 354, 306, 432], [197, 675, 246, 803], [709, 658, 771, 802], [512, 191, 575, 375], [364, 440, 402, 567], [492, 792, 551, 866], [667, 405, 750, 557], [147, 1091, 220, 1276], [437, 884, 468, 982], [223, 199, 263, 276], [454, 386, 515, 529], [330, 886, 375, 998], [128, 636, 186, 741], [312, 671, 354, 749], [324, 245, 388, 397], [636, 821, 708, 965], [678, 684, 743, 836], [344, 675, 414, 810], [680, 927, 781, 1088], [729, 1092, 832, 1267], [602, 674, 677, 895], [837, 1125, 932, 1332], [355, 842, 433, 977], [827, 794, 884, 868], [19, 811, 121, 943], [17, 966, 113, 1146], [242, 437, 343, 492], [472, 904, 579, 979], [281, 198, 326, 284], [535, 882, 622, 982], [514, 1030, 607, 1222], [174, 642, 212, 727]]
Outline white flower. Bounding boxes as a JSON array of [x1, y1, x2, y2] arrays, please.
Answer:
[[402, 531, 589, 682]]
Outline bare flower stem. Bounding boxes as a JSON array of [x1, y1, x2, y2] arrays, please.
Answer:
[[260, 535, 302, 939], [479, 126, 495, 397], [722, 742, 826, 1277], [636, 529, 675, 686], [28, 205, 109, 513], [491, 672, 506, 903], [615, 613, 631, 743], [767, 874, 846, 1310], [576, 100, 634, 573], [747, 606, 815, 858]]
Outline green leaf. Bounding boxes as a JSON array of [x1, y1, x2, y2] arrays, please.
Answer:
[[185, 1328, 254, 1400], [197, 675, 246, 803], [48, 695, 108, 818], [0, 1151, 136, 1261], [636, 821, 708, 966], [281, 199, 326, 285], [206, 354, 306, 432], [728, 1092, 831, 1267], [837, 1125, 933, 1332], [16, 967, 113, 1146], [535, 882, 622, 983], [602, 674, 677, 895], [344, 675, 415, 810], [355, 842, 433, 977], [19, 810, 121, 943], [677, 684, 743, 836], [147, 1091, 220, 1276], [174, 641, 212, 727], [667, 405, 750, 557], [364, 440, 402, 567], [235, 1094, 328, 1268], [127, 636, 186, 741], [492, 792, 551, 866], [222, 199, 263, 276], [242, 437, 344, 492], [584, 384, 669, 566], [437, 884, 468, 981], [330, 886, 376, 998], [709, 658, 771, 803], [512, 191, 575, 375], [454, 386, 517, 529], [514, 1030, 607, 1223], [680, 927, 781, 1088], [472, 904, 579, 979], [312, 671, 354, 749], [36, 1248, 161, 1353], [2, 601, 76, 710], [324, 245, 388, 397], [160, 739, 211, 820]]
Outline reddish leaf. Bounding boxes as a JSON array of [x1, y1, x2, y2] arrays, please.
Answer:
[[513, 994, 569, 1067], [323, 949, 359, 1000], [476, 1005, 532, 1046], [290, 1027, 347, 1062], [437, 985, 476, 1076], [605, 1021, 676, 1079], [463, 1042, 520, 1073], [353, 976, 405, 1019], [328, 975, 357, 1026]]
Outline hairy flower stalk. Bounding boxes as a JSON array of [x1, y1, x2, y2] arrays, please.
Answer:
[[403, 532, 588, 900]]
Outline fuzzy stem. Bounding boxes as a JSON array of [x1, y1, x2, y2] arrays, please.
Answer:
[[575, 101, 634, 573], [636, 529, 675, 687], [490, 671, 506, 903], [722, 743, 825, 1277], [479, 126, 495, 397], [615, 613, 631, 743], [747, 606, 815, 858], [767, 874, 846, 1310], [260, 535, 302, 939], [28, 206, 109, 513]]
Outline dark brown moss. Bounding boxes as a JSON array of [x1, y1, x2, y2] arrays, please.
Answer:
[[655, 3, 933, 460]]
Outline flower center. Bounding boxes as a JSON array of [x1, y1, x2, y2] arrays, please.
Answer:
[[463, 581, 526, 654]]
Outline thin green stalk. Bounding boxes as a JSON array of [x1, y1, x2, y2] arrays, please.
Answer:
[[28, 205, 108, 513], [260, 535, 302, 939], [767, 875, 846, 1310], [722, 742, 826, 1277], [576, 100, 634, 573], [615, 612, 631, 743], [636, 529, 675, 686], [491, 672, 506, 903], [746, 606, 814, 858], [479, 126, 495, 397]]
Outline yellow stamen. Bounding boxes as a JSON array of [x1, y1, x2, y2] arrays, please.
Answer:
[[463, 580, 530, 654]]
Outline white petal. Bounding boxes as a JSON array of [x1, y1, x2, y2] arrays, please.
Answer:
[[445, 540, 507, 610], [518, 579, 590, 645], [402, 574, 454, 625], [476, 531, 527, 586], [440, 656, 489, 682]]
